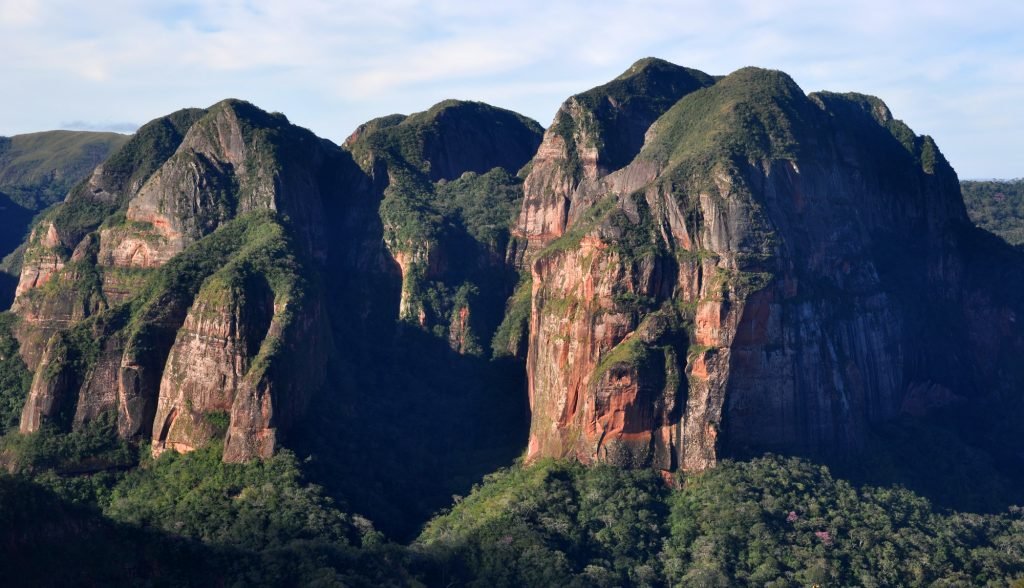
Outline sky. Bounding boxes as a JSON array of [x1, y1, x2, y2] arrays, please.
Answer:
[[0, 0, 1021, 179]]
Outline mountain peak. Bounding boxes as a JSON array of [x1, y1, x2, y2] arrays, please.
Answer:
[[613, 56, 709, 83], [345, 98, 543, 182]]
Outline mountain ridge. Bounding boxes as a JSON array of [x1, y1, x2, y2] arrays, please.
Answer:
[[1, 60, 1023, 563], [2, 58, 1024, 585]]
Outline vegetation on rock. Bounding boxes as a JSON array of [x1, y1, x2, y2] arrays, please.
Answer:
[[963, 179, 1024, 245], [0, 130, 129, 210]]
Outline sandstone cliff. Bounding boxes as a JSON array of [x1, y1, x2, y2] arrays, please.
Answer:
[[11, 101, 340, 462], [517, 61, 1024, 474], [512, 58, 714, 263], [4, 59, 1023, 490], [7, 96, 542, 474]]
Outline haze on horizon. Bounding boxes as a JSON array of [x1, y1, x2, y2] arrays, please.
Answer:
[[1, 0, 1021, 179]]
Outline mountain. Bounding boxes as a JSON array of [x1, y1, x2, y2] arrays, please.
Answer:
[[3, 98, 543, 535], [1, 58, 1024, 585], [6, 58, 1024, 487], [10, 101, 345, 461], [515, 62, 1024, 479], [301, 99, 542, 534]]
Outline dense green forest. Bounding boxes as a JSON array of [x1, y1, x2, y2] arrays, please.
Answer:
[[962, 179, 1024, 245], [3, 440, 1024, 586], [3, 312, 1023, 585]]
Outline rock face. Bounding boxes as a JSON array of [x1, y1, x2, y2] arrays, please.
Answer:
[[12, 108, 206, 370], [149, 236, 328, 461], [344, 100, 543, 349], [6, 58, 1024, 479], [8, 97, 543, 469], [11, 101, 341, 462], [512, 58, 714, 262], [517, 61, 1024, 473]]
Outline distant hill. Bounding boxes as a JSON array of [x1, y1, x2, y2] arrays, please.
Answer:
[[962, 179, 1024, 245], [0, 130, 129, 210], [0, 130, 128, 304]]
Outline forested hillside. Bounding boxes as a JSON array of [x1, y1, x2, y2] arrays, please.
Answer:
[[963, 179, 1024, 245]]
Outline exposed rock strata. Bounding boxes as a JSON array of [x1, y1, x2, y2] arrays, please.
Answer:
[[11, 101, 343, 462], [518, 62, 1024, 475], [7, 60, 1024, 478]]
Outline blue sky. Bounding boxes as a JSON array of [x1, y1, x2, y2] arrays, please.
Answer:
[[1, 0, 1021, 178]]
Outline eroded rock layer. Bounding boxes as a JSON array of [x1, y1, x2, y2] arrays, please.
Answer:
[[518, 62, 1024, 474], [11, 101, 343, 461], [8, 97, 544, 467]]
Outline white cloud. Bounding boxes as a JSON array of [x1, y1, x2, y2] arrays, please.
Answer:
[[0, 0, 1021, 177], [59, 120, 138, 133], [0, 0, 40, 25]]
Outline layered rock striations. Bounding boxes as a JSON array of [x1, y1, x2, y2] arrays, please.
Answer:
[[149, 221, 328, 461], [5, 58, 1023, 480], [512, 58, 715, 262], [7, 97, 544, 469], [12, 108, 207, 369], [517, 61, 1024, 473], [11, 101, 341, 461]]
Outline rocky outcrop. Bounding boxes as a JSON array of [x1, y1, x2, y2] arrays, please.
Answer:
[[223, 292, 329, 461], [18, 335, 77, 433], [11, 108, 208, 369], [13, 96, 541, 466], [101, 100, 330, 267], [523, 176, 761, 472], [18, 314, 123, 434], [9, 60, 1024, 480], [96, 225, 166, 270], [13, 223, 64, 300], [519, 63, 1024, 474], [151, 259, 328, 461], [513, 58, 714, 261], [149, 286, 259, 456], [10, 100, 344, 463], [346, 100, 542, 352]]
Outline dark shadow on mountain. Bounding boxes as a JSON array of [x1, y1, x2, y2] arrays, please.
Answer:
[[1, 472, 429, 586], [724, 404, 1024, 514], [291, 146, 532, 541], [0, 270, 17, 310], [292, 323, 530, 541]]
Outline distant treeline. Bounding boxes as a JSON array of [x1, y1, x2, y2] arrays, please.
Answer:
[[962, 179, 1024, 245]]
